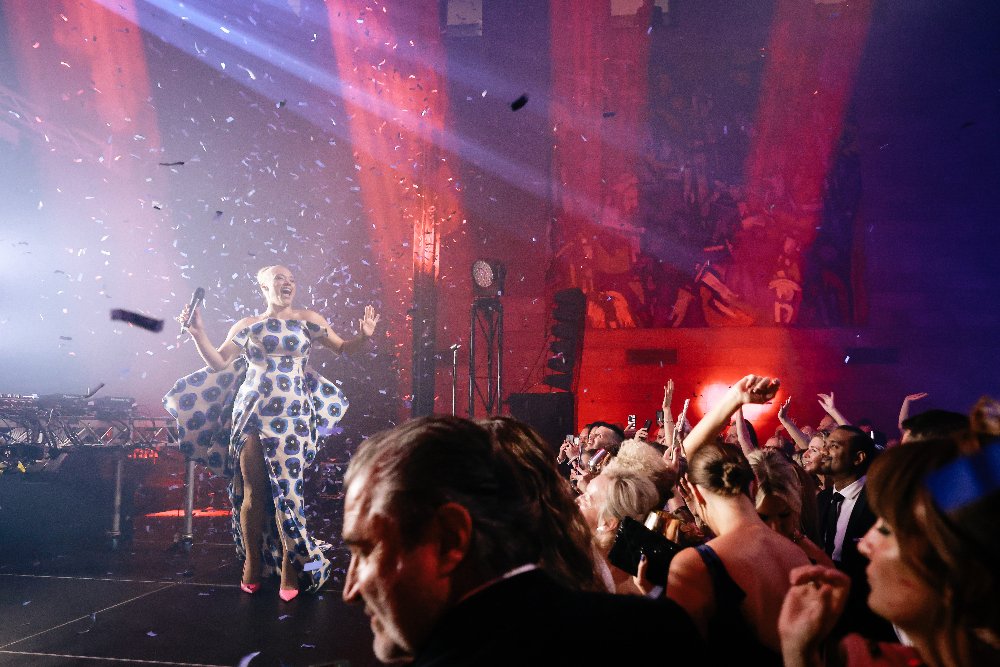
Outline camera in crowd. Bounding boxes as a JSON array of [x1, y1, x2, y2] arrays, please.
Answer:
[[607, 515, 682, 587]]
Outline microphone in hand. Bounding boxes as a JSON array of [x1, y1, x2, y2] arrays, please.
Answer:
[[180, 287, 206, 333]]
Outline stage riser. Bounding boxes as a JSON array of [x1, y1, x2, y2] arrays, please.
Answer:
[[0, 450, 138, 558]]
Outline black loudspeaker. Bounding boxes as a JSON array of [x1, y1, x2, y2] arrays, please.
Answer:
[[508, 392, 575, 451]]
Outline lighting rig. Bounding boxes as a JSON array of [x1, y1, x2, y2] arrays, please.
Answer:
[[468, 259, 506, 418]]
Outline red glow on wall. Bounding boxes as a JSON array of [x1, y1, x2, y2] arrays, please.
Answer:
[[744, 0, 875, 250], [326, 0, 472, 417], [695, 380, 775, 426]]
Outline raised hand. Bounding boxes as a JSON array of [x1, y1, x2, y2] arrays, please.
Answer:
[[777, 396, 812, 451], [674, 398, 690, 448], [818, 392, 850, 425], [899, 392, 929, 432], [682, 375, 777, 461], [663, 380, 675, 412], [778, 565, 851, 666], [635, 427, 649, 442], [359, 305, 381, 337], [734, 375, 781, 406], [778, 396, 791, 421]]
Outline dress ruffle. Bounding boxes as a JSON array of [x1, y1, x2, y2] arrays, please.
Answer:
[[163, 318, 348, 592]]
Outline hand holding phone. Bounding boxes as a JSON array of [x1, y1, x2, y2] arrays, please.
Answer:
[[558, 434, 579, 464], [607, 516, 682, 587]]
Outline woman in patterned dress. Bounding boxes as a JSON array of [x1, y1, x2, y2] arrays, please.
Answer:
[[168, 265, 379, 599]]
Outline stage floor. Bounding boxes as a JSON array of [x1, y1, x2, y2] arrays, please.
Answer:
[[0, 452, 379, 667], [0, 520, 378, 667]]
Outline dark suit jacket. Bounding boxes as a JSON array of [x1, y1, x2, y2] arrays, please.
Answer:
[[410, 568, 710, 667], [818, 483, 876, 580], [817, 484, 896, 642]]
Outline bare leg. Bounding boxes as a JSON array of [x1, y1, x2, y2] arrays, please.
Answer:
[[239, 434, 268, 587]]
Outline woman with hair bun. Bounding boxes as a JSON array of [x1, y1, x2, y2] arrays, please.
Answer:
[[637, 375, 808, 666], [659, 440, 810, 666]]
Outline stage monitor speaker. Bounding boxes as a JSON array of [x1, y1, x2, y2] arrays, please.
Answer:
[[508, 392, 575, 452]]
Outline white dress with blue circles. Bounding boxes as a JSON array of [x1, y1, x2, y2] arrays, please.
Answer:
[[163, 318, 348, 592]]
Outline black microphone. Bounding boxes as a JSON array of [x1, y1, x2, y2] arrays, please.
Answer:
[[180, 287, 206, 333]]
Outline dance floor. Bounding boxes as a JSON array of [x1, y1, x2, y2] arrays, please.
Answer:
[[0, 450, 379, 667]]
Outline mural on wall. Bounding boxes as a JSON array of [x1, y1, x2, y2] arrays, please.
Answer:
[[547, 0, 870, 329]]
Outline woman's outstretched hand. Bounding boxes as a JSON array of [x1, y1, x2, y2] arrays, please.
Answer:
[[663, 380, 675, 412], [732, 375, 781, 406], [359, 305, 381, 337], [778, 396, 792, 421]]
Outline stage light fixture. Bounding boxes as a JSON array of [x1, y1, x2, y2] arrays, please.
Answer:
[[471, 259, 506, 299]]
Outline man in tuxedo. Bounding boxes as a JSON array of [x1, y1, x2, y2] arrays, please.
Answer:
[[818, 426, 897, 642], [340, 415, 705, 666]]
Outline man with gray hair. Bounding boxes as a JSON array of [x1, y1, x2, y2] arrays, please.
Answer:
[[340, 415, 704, 666]]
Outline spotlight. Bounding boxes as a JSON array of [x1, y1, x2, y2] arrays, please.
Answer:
[[471, 259, 506, 299]]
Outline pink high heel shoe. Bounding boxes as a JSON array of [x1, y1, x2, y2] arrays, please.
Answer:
[[278, 588, 298, 602], [240, 582, 260, 594]]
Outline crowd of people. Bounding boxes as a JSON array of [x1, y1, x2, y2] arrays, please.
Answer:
[[338, 377, 1000, 667], [168, 266, 998, 667]]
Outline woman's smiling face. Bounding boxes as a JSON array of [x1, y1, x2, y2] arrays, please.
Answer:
[[262, 266, 296, 307]]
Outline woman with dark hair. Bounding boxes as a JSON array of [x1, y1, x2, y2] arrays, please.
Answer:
[[478, 416, 604, 592], [779, 431, 1000, 667], [654, 438, 810, 666], [634, 375, 805, 664]]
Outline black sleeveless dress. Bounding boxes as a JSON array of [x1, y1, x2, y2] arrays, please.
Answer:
[[694, 544, 783, 667]]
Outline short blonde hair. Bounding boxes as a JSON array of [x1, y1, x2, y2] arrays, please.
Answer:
[[256, 265, 277, 287], [597, 466, 660, 527], [607, 439, 676, 503]]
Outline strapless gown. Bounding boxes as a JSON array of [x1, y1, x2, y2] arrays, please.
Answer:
[[163, 318, 348, 592]]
